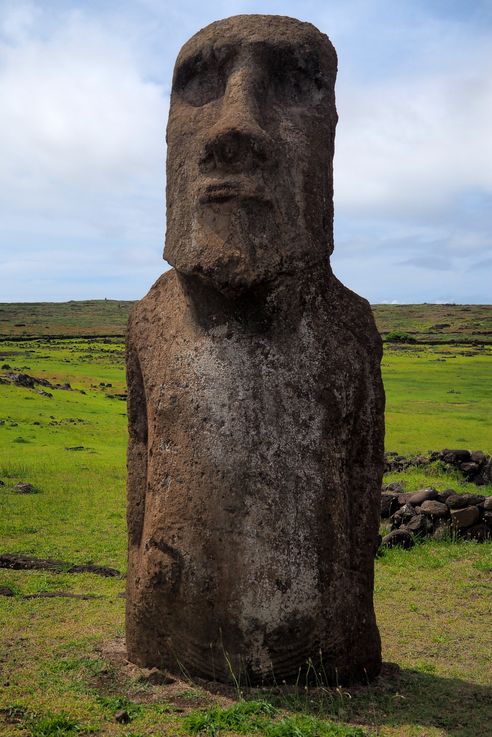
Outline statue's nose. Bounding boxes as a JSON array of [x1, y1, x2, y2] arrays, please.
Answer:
[[199, 68, 271, 174]]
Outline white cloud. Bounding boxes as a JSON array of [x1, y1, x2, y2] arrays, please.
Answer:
[[0, 3, 167, 247], [334, 38, 492, 217]]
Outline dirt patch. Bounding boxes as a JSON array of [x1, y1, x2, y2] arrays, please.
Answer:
[[0, 553, 121, 577]]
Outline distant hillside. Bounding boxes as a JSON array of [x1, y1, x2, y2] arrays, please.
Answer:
[[372, 304, 492, 344], [0, 300, 133, 338], [0, 300, 491, 343]]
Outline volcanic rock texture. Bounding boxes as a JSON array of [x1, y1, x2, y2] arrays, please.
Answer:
[[126, 14, 385, 685]]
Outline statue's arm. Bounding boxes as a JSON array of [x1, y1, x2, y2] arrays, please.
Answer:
[[348, 348, 385, 563], [126, 318, 148, 548]]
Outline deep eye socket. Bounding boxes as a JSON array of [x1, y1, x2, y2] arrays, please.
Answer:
[[174, 49, 232, 107], [270, 53, 324, 105]]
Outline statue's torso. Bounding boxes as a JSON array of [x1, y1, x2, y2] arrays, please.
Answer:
[[126, 269, 384, 681]]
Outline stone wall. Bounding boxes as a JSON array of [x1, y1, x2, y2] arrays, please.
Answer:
[[385, 448, 492, 486], [380, 486, 492, 548]]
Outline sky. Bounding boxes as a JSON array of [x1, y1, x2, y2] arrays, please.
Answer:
[[0, 0, 491, 304]]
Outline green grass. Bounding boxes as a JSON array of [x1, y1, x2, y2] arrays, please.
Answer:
[[183, 701, 368, 736], [383, 343, 492, 453], [1, 316, 491, 737]]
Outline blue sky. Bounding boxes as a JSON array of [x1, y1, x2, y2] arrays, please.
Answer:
[[0, 0, 491, 303]]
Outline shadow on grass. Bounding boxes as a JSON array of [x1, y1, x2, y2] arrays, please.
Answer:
[[98, 643, 491, 737], [259, 664, 492, 737]]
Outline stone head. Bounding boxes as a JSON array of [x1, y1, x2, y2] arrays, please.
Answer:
[[164, 15, 338, 296]]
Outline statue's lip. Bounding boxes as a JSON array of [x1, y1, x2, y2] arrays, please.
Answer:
[[198, 179, 266, 204]]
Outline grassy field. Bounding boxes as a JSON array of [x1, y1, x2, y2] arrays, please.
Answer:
[[0, 301, 132, 338], [0, 316, 491, 736], [1, 300, 491, 344]]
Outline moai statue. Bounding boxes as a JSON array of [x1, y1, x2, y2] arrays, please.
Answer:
[[126, 15, 385, 685]]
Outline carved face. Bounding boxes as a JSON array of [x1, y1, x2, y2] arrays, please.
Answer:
[[164, 15, 338, 295]]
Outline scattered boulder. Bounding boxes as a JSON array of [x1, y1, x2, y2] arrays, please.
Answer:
[[37, 389, 52, 398], [437, 489, 455, 503], [478, 458, 492, 485], [379, 485, 492, 546], [441, 449, 471, 464], [408, 488, 438, 505], [471, 450, 486, 464], [0, 586, 14, 596], [397, 492, 414, 505], [460, 462, 481, 481], [446, 494, 471, 510], [460, 493, 485, 506], [115, 710, 130, 724], [390, 503, 417, 530], [381, 493, 399, 518], [382, 529, 414, 549], [13, 482, 36, 494], [450, 506, 480, 530], [420, 500, 449, 518], [447, 493, 484, 509], [404, 514, 431, 536], [382, 481, 405, 493], [11, 373, 36, 388], [385, 448, 491, 485], [433, 521, 452, 541]]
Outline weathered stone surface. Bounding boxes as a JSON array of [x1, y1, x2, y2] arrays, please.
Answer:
[[385, 449, 491, 487], [470, 450, 486, 464], [13, 482, 36, 494], [382, 481, 405, 493], [446, 494, 471, 509], [404, 514, 431, 536], [126, 15, 384, 686], [437, 489, 455, 503], [382, 530, 414, 549], [381, 493, 399, 518], [408, 488, 438, 506], [479, 458, 492, 485], [115, 710, 130, 724], [450, 506, 480, 530], [460, 493, 485, 506], [441, 449, 471, 464], [460, 462, 479, 477], [483, 511, 492, 527], [447, 493, 484, 509], [420, 500, 449, 518], [432, 521, 451, 541], [484, 497, 492, 511], [390, 503, 417, 530], [397, 492, 414, 506]]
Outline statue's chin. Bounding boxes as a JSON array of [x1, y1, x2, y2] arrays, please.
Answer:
[[176, 256, 279, 299]]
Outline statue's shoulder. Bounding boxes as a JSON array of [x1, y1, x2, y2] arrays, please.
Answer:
[[127, 269, 179, 342], [327, 275, 382, 355]]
